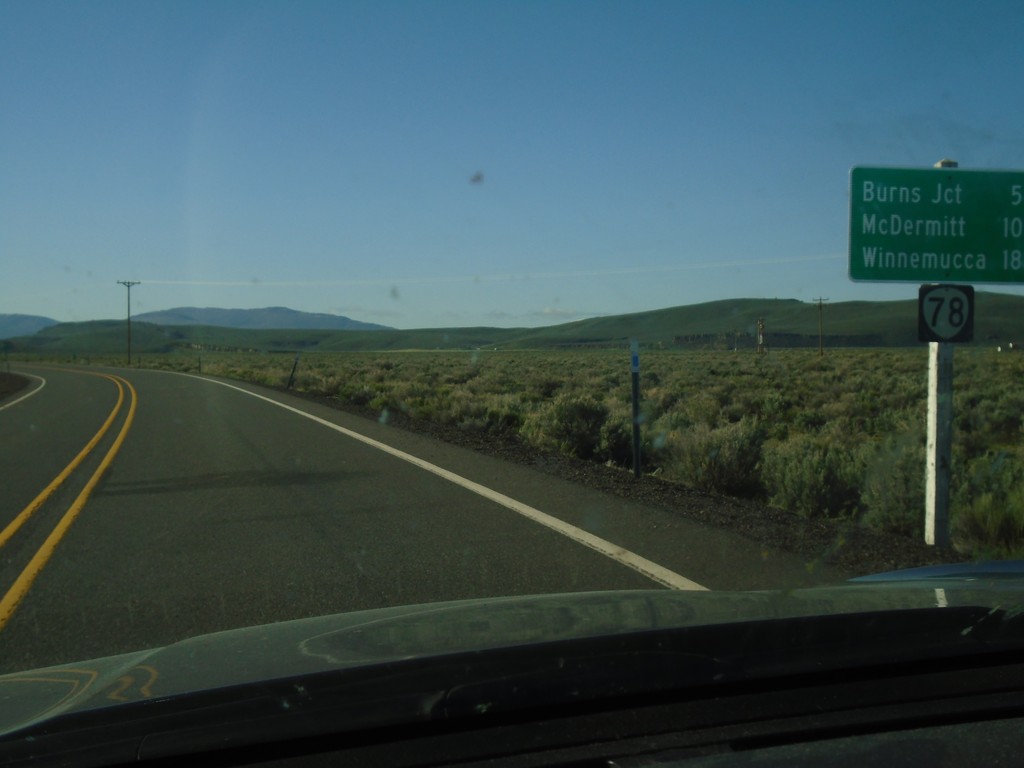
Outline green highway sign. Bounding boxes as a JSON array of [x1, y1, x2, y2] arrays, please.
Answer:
[[849, 166, 1024, 283]]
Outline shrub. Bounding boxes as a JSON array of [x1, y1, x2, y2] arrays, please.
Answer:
[[860, 434, 926, 537], [483, 394, 525, 434], [662, 418, 764, 495], [525, 394, 609, 459], [761, 435, 863, 518], [953, 452, 1024, 557], [954, 490, 1024, 558], [684, 392, 721, 427], [536, 378, 561, 399], [599, 406, 635, 466]]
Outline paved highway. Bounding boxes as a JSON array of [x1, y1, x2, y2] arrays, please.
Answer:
[[0, 365, 833, 673]]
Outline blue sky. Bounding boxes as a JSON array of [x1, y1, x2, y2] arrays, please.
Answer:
[[3, 0, 1023, 329]]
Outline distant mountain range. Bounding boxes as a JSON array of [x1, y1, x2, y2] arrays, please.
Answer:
[[132, 306, 391, 331], [7, 293, 1024, 353], [0, 314, 59, 340], [0, 307, 389, 339]]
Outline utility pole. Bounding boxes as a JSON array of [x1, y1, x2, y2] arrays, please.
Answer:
[[117, 280, 140, 366], [814, 297, 829, 356]]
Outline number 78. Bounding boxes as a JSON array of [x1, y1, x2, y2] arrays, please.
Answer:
[[927, 296, 965, 327]]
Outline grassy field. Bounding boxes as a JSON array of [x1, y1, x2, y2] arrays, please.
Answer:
[[57, 344, 1021, 559]]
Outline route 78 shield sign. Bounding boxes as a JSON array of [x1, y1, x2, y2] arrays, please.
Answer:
[[918, 284, 974, 343]]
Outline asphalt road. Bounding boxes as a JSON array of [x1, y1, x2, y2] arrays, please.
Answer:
[[0, 365, 832, 674]]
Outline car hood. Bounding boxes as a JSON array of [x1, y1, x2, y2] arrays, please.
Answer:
[[3, 564, 1024, 739]]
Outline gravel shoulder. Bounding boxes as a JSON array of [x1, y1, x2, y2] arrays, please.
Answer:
[[287, 389, 970, 578], [0, 372, 28, 403]]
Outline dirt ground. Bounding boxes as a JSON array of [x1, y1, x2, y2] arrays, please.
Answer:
[[0, 372, 27, 402]]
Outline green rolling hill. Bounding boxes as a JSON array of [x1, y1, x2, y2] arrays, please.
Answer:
[[7, 292, 1024, 355]]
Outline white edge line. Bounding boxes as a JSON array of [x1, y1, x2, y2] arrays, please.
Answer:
[[0, 374, 46, 411], [178, 373, 707, 592]]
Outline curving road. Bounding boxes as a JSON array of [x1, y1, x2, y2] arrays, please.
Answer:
[[0, 365, 831, 673]]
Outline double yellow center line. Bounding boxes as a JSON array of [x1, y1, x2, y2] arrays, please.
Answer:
[[0, 373, 137, 631]]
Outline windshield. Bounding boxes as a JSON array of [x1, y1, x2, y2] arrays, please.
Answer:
[[1, 0, 1023, 727]]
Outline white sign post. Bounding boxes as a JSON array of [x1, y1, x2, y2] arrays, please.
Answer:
[[925, 341, 953, 547]]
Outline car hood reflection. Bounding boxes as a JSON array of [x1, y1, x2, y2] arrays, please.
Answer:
[[1, 571, 1023, 738]]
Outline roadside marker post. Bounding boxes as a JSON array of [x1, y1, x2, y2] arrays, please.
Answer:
[[287, 352, 302, 390], [630, 340, 641, 479]]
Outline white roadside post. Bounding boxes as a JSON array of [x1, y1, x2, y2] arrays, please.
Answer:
[[925, 338, 953, 546]]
